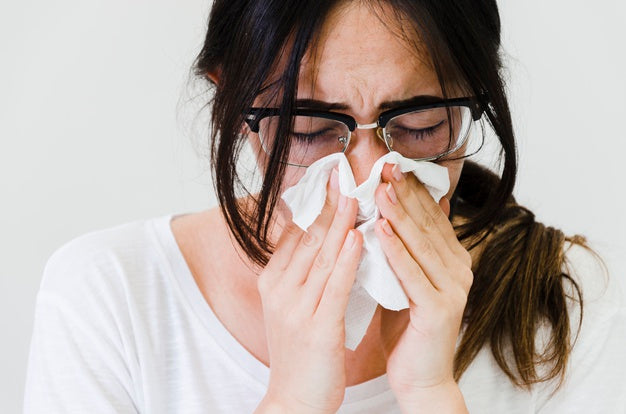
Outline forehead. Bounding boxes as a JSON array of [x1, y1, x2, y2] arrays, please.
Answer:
[[297, 2, 442, 110]]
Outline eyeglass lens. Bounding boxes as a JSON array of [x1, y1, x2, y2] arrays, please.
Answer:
[[385, 106, 471, 160], [258, 105, 472, 166], [258, 116, 349, 166]]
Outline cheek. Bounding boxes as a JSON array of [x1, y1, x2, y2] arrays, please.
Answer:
[[247, 131, 307, 187], [438, 159, 464, 200], [280, 167, 306, 191], [272, 167, 306, 225], [248, 127, 306, 196], [247, 133, 267, 171]]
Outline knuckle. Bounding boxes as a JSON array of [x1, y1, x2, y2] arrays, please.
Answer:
[[416, 237, 436, 258], [382, 210, 404, 233], [323, 194, 336, 211], [419, 214, 436, 233], [322, 278, 345, 301], [302, 230, 320, 248], [430, 205, 447, 223], [282, 222, 302, 240], [324, 268, 352, 299], [391, 202, 406, 220], [393, 181, 407, 199], [313, 252, 331, 272]]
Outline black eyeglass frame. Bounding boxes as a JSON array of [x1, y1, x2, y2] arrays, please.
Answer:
[[245, 96, 485, 166]]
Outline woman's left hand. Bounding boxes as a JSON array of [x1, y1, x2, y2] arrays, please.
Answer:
[[374, 163, 473, 411]]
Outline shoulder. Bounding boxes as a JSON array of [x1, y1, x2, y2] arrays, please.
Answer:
[[38, 216, 172, 308], [561, 241, 623, 324], [26, 217, 176, 413], [557, 241, 624, 360], [534, 242, 626, 408]]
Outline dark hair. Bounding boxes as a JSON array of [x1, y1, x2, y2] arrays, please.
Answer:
[[193, 0, 585, 389]]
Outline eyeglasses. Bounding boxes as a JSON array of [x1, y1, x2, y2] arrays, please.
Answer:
[[245, 97, 484, 167]]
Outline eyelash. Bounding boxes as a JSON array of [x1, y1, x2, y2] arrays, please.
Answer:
[[288, 119, 447, 142], [397, 120, 445, 140], [291, 129, 332, 142]]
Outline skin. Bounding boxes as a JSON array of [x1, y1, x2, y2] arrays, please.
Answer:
[[173, 2, 472, 413]]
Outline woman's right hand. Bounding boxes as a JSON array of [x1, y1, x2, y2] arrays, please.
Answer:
[[254, 168, 363, 414]]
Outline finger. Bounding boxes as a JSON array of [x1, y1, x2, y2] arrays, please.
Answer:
[[283, 167, 341, 286], [375, 218, 437, 303], [265, 222, 304, 274], [302, 195, 359, 309], [380, 164, 457, 261], [410, 179, 469, 261], [439, 196, 451, 218], [315, 229, 363, 322], [436, 197, 472, 272], [382, 163, 469, 262], [375, 182, 456, 291]]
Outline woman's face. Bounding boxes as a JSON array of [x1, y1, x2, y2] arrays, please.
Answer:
[[251, 1, 466, 211]]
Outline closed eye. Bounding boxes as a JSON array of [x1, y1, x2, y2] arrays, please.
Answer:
[[291, 128, 334, 142], [394, 119, 445, 140]]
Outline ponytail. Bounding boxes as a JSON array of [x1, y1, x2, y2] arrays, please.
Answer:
[[453, 162, 584, 388]]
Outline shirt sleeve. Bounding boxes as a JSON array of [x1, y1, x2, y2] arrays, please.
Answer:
[[534, 243, 626, 413], [23, 238, 140, 414]]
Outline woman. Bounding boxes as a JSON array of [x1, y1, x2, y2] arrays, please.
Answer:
[[24, 0, 625, 413]]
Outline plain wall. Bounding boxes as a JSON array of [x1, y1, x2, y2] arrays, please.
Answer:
[[1, 1, 625, 412]]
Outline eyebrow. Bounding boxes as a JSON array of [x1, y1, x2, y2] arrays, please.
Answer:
[[295, 95, 444, 111], [294, 99, 349, 111]]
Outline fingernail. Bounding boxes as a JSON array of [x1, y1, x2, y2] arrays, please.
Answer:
[[392, 164, 403, 182], [381, 219, 394, 236], [344, 230, 356, 250], [386, 183, 398, 205], [330, 167, 339, 190], [339, 193, 348, 210]]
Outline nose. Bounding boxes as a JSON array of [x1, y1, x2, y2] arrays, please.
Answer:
[[344, 126, 389, 186]]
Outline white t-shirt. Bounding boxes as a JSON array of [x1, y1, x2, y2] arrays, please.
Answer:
[[23, 215, 626, 413]]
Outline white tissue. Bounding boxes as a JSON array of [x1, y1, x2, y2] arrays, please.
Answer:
[[281, 152, 450, 350]]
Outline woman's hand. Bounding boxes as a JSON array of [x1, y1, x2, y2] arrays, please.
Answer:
[[254, 168, 363, 414], [374, 163, 472, 412]]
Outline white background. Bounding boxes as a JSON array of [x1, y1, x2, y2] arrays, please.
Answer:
[[1, 1, 625, 412]]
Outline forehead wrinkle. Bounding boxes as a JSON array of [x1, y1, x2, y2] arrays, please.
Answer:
[[296, 1, 443, 117], [298, 57, 441, 114]]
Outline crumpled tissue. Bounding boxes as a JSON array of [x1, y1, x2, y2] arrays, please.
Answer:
[[281, 151, 450, 350]]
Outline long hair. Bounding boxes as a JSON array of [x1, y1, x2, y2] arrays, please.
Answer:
[[192, 0, 584, 389]]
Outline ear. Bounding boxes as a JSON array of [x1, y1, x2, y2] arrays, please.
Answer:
[[206, 68, 221, 85]]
